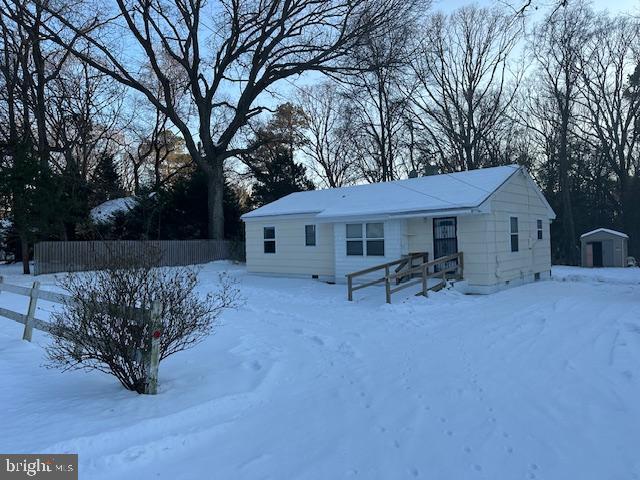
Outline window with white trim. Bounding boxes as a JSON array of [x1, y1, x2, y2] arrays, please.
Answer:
[[510, 217, 519, 252], [305, 225, 316, 246], [366, 223, 385, 256], [346, 223, 384, 256], [537, 219, 543, 240], [346, 224, 363, 256], [264, 227, 276, 254]]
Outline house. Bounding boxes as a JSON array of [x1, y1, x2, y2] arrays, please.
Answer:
[[580, 228, 629, 268], [241, 165, 555, 295]]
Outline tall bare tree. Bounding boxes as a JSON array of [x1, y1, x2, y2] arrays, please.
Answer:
[[411, 6, 523, 172], [33, 0, 408, 239], [579, 14, 640, 234], [343, 6, 422, 182], [298, 82, 357, 187], [531, 1, 593, 264]]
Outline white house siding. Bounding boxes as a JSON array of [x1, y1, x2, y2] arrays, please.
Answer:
[[483, 170, 552, 291], [407, 217, 433, 254], [406, 214, 492, 288], [333, 219, 405, 283], [457, 214, 494, 288], [245, 218, 335, 280]]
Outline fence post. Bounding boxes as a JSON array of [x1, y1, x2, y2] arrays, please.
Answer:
[[144, 301, 162, 395], [421, 264, 428, 298], [347, 275, 353, 301], [384, 266, 391, 304], [23, 281, 41, 342]]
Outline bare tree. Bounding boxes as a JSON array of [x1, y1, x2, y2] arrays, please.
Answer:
[[343, 6, 422, 182], [298, 82, 357, 187], [33, 0, 409, 239], [531, 1, 593, 264], [411, 5, 523, 172], [579, 14, 640, 234]]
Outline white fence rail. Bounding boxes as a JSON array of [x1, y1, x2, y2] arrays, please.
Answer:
[[33, 239, 245, 275]]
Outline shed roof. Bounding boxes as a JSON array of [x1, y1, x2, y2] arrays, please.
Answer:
[[580, 228, 629, 239], [243, 165, 547, 221]]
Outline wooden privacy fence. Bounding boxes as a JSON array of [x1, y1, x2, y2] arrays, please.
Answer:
[[0, 276, 163, 394], [347, 252, 464, 304], [34, 239, 245, 275]]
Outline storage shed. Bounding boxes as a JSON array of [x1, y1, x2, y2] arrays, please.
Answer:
[[580, 228, 628, 268]]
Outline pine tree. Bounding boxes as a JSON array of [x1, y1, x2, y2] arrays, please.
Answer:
[[247, 143, 315, 207], [243, 103, 314, 208], [90, 154, 124, 205]]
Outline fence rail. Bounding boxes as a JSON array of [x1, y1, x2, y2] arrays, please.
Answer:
[[33, 239, 245, 275]]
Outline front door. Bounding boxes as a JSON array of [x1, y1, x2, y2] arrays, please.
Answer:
[[433, 217, 458, 272], [590, 241, 603, 267]]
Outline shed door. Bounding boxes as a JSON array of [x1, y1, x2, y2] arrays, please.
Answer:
[[585, 243, 593, 267], [433, 217, 458, 272], [590, 241, 603, 268]]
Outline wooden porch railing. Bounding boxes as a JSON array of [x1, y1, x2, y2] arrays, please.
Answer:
[[346, 252, 464, 304], [346, 252, 427, 303]]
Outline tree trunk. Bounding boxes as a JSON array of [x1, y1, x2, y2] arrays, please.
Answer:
[[205, 159, 225, 240], [558, 113, 577, 265], [20, 234, 30, 275]]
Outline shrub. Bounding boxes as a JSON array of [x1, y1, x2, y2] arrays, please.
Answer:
[[46, 253, 241, 393]]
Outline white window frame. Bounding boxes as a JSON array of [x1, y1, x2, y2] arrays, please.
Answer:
[[365, 222, 385, 257], [345, 222, 385, 257], [263, 226, 276, 254], [346, 224, 364, 256], [305, 224, 317, 247], [537, 219, 543, 240], [509, 216, 519, 253]]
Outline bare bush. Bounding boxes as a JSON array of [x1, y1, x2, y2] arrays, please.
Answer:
[[46, 253, 242, 393]]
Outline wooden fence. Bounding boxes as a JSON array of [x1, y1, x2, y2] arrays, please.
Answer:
[[33, 239, 245, 275], [0, 276, 162, 394]]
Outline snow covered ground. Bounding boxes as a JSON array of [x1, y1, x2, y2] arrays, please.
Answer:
[[0, 263, 639, 480]]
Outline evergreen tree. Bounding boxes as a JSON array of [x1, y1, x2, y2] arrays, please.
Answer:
[[93, 168, 247, 240], [90, 154, 124, 206], [243, 103, 314, 208], [246, 143, 315, 207]]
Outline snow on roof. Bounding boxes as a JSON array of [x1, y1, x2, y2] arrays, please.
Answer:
[[580, 228, 628, 239], [90, 197, 138, 223], [242, 165, 521, 220]]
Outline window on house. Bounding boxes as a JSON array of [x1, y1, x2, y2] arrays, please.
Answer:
[[305, 225, 316, 246], [346, 224, 363, 256], [366, 222, 385, 256], [346, 223, 385, 256], [537, 219, 543, 240], [510, 217, 519, 252], [264, 227, 276, 254]]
